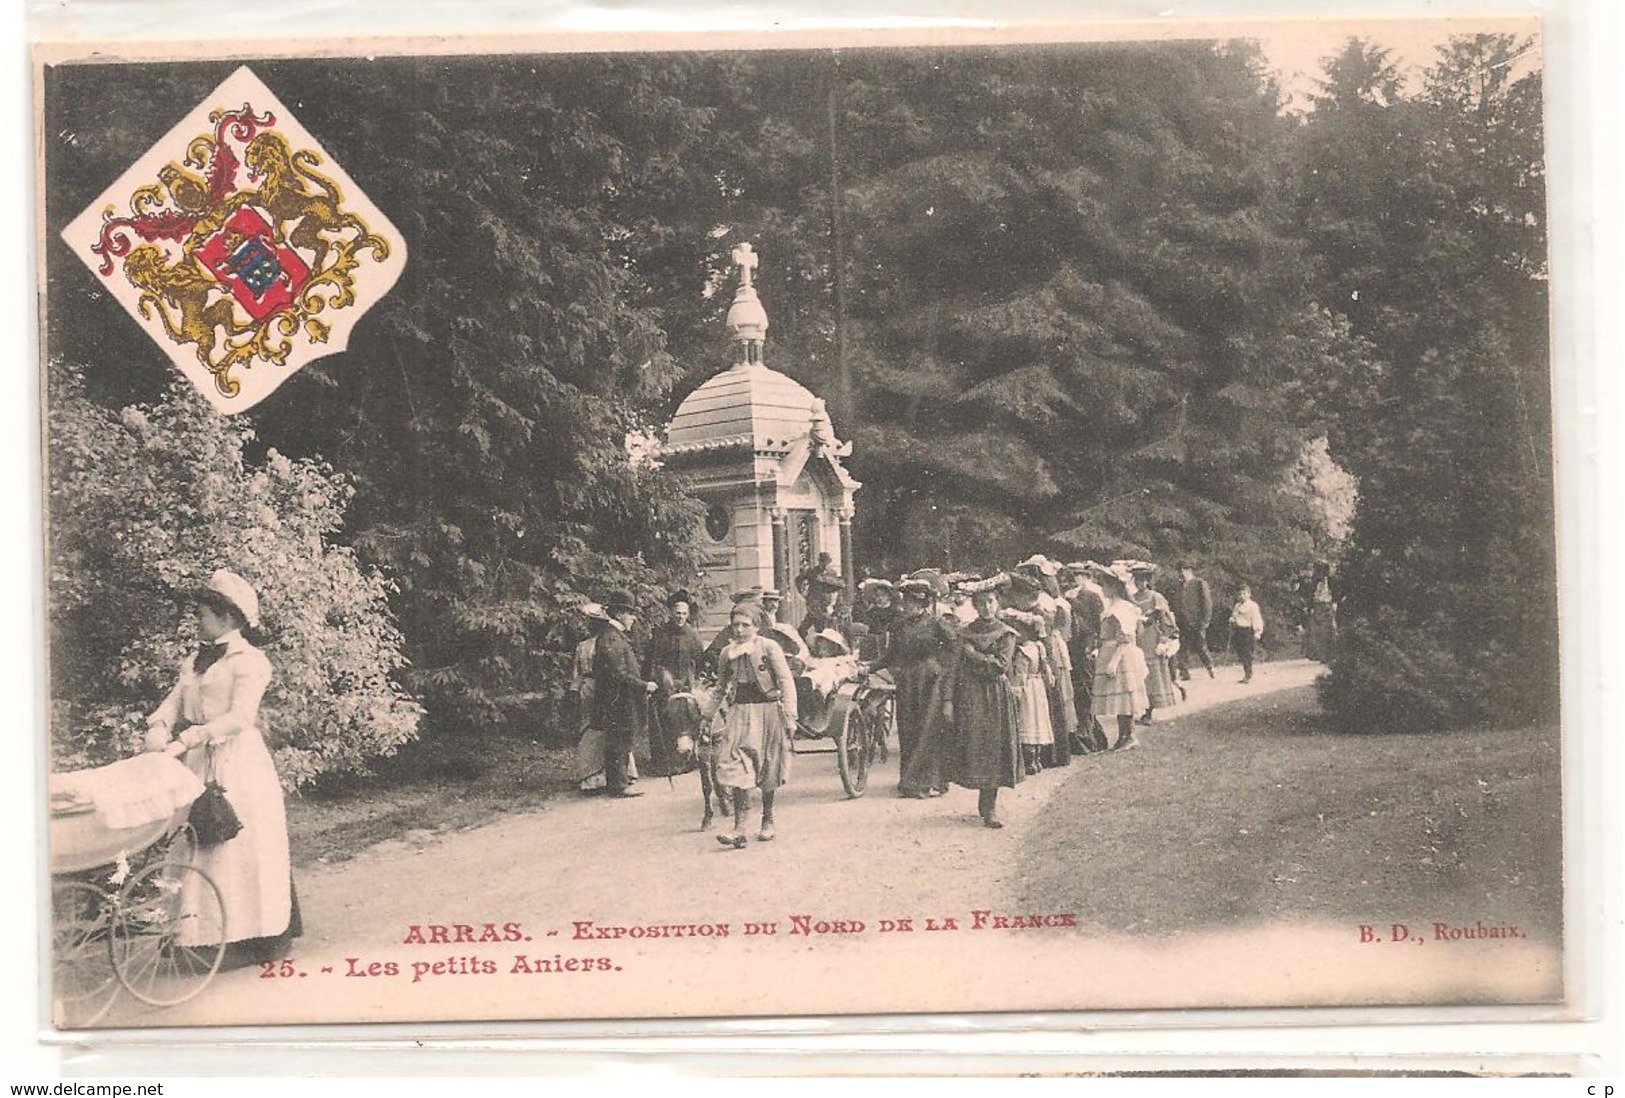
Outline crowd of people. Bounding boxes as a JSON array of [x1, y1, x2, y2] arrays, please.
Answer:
[[84, 554, 1300, 968], [571, 555, 1277, 846]]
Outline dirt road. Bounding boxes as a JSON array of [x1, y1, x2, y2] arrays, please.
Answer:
[[88, 660, 1561, 1027], [91, 662, 1336, 1028]]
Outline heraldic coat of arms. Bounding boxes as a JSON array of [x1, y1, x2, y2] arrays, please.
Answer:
[[62, 67, 406, 412]]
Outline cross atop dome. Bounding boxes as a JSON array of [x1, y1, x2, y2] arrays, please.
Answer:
[[725, 240, 769, 363], [731, 241, 758, 288]]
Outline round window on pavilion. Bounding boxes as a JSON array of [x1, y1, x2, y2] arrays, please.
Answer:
[[704, 502, 732, 543]]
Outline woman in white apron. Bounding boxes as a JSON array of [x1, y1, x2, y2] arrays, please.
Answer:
[[143, 570, 299, 969]]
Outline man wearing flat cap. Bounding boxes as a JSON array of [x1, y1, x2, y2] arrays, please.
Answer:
[[760, 588, 784, 626], [593, 590, 658, 797]]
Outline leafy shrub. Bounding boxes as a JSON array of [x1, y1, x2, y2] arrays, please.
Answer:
[[47, 367, 422, 788], [1316, 611, 1477, 734]]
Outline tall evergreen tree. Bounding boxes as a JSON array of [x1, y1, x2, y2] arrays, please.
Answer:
[[1297, 36, 1553, 732], [696, 45, 1340, 594]]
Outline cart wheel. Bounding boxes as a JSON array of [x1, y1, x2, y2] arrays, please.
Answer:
[[836, 706, 871, 798], [110, 860, 225, 1007], [50, 880, 118, 1028]]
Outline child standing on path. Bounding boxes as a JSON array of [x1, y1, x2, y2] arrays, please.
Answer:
[[1087, 563, 1150, 752], [1003, 609, 1054, 776], [1229, 585, 1265, 684]]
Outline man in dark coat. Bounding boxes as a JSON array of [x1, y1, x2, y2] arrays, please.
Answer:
[[1062, 563, 1111, 754], [594, 590, 657, 797], [1174, 562, 1216, 680], [645, 589, 706, 775]]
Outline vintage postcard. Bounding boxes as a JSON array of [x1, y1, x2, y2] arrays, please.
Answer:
[[34, 13, 1570, 1034]]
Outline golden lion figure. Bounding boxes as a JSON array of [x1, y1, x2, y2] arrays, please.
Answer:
[[243, 132, 388, 273], [124, 244, 252, 389]]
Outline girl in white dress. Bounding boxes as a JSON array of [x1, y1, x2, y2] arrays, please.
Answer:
[[1087, 563, 1151, 752], [1003, 609, 1054, 775]]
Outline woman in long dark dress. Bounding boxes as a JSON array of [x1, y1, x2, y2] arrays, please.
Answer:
[[944, 577, 1022, 828], [873, 578, 959, 798], [1303, 560, 1339, 662]]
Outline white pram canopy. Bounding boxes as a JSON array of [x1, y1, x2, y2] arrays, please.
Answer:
[[49, 754, 205, 875]]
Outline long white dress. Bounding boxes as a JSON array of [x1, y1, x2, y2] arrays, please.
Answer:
[[1011, 640, 1055, 747], [147, 631, 292, 946]]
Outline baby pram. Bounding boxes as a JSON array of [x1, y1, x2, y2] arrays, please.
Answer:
[[48, 753, 226, 1027]]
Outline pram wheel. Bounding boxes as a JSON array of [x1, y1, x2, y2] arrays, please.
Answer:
[[110, 860, 226, 1007], [50, 880, 117, 1028]]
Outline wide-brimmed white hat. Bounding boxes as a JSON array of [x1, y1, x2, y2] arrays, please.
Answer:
[[1114, 558, 1157, 578], [960, 572, 1010, 595], [1017, 553, 1059, 577], [897, 577, 934, 599], [579, 601, 609, 621], [1085, 561, 1137, 589], [810, 628, 851, 654], [203, 569, 260, 630]]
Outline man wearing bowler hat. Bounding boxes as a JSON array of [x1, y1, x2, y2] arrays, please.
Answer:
[[594, 590, 659, 797]]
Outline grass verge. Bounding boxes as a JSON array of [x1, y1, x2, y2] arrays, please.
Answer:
[[1017, 685, 1561, 941], [285, 731, 580, 865]]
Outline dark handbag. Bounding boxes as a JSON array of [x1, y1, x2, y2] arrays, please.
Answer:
[[189, 748, 243, 846]]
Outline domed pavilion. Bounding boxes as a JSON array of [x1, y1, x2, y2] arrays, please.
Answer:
[[662, 243, 860, 637]]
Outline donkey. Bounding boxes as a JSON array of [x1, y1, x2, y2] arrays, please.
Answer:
[[657, 671, 730, 830]]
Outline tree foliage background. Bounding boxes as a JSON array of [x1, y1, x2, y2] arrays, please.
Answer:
[[47, 369, 422, 786], [1294, 36, 1553, 732], [688, 45, 1345, 603], [43, 34, 1554, 755]]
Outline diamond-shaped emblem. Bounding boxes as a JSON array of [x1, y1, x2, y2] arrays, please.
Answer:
[[61, 66, 406, 412]]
